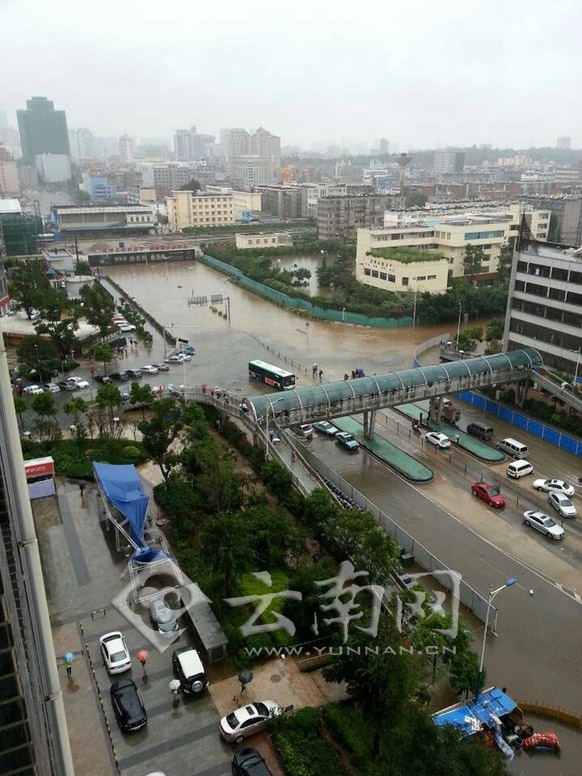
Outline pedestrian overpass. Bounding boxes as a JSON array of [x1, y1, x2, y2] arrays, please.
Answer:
[[242, 348, 543, 438]]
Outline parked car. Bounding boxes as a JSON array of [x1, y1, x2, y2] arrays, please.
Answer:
[[165, 355, 183, 364], [313, 420, 339, 436], [180, 345, 196, 355], [99, 631, 131, 674], [23, 384, 44, 395], [335, 431, 360, 451], [548, 491, 577, 518], [293, 424, 314, 439], [58, 380, 77, 391], [175, 353, 191, 362], [120, 391, 130, 402], [126, 368, 142, 378], [172, 648, 208, 694], [532, 478, 575, 496], [94, 375, 112, 384], [141, 364, 159, 375], [153, 362, 169, 372], [110, 371, 130, 382], [523, 510, 565, 540], [425, 431, 451, 449], [118, 323, 136, 333], [43, 382, 61, 393], [232, 748, 274, 776], [471, 482, 506, 508], [110, 679, 147, 732], [219, 700, 282, 743], [149, 597, 179, 636], [68, 376, 90, 389]]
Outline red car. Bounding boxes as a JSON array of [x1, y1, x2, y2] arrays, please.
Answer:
[[471, 482, 506, 508]]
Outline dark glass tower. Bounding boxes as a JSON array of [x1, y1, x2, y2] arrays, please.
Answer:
[[16, 97, 70, 163]]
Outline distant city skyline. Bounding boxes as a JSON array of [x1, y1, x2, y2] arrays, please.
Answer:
[[1, 0, 580, 150]]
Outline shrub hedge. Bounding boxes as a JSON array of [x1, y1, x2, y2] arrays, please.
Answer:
[[272, 707, 345, 776], [20, 438, 148, 479]]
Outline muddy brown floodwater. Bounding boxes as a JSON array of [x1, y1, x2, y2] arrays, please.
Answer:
[[107, 259, 480, 389]]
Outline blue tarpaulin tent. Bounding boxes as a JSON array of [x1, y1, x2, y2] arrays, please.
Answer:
[[93, 462, 150, 548], [433, 688, 517, 736]]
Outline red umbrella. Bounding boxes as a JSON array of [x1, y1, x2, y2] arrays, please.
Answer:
[[137, 649, 148, 667]]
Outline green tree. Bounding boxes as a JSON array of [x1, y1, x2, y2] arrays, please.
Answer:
[[8, 260, 50, 319], [303, 488, 339, 537], [200, 511, 251, 597], [13, 396, 28, 430], [138, 397, 183, 479], [75, 261, 92, 275], [95, 383, 124, 436], [34, 288, 80, 360], [64, 396, 87, 426], [486, 318, 504, 342], [324, 611, 418, 759], [179, 179, 202, 192], [463, 245, 484, 284], [405, 190, 428, 208], [497, 242, 514, 281], [31, 391, 59, 441], [129, 381, 154, 420], [80, 283, 115, 337], [17, 335, 60, 383], [92, 342, 113, 374]]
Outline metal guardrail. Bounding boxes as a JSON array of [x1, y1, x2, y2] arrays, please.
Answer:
[[413, 332, 450, 367], [298, 445, 498, 630], [534, 371, 582, 413]]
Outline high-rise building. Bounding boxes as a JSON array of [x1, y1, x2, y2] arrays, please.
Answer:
[[173, 128, 215, 160], [222, 127, 281, 186], [35, 154, 72, 183], [556, 136, 571, 150], [0, 318, 75, 774], [317, 193, 403, 241], [16, 97, 70, 163], [69, 128, 95, 160], [433, 150, 465, 175], [0, 146, 20, 196], [503, 242, 582, 372], [0, 219, 8, 315], [379, 138, 389, 154], [118, 134, 135, 164]]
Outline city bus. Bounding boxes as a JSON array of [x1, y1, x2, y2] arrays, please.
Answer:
[[248, 360, 295, 391]]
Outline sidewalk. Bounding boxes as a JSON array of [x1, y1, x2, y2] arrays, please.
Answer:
[[52, 621, 114, 775]]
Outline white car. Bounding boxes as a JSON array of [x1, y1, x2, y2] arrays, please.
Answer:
[[523, 510, 565, 540], [175, 353, 191, 362], [99, 631, 131, 674], [425, 431, 451, 449], [118, 323, 136, 332], [141, 365, 159, 374], [23, 384, 44, 395], [68, 376, 90, 389], [548, 491, 577, 518], [532, 478, 575, 497], [43, 382, 61, 393], [219, 700, 282, 743]]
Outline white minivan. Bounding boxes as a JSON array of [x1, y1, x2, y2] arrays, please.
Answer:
[[497, 438, 528, 459], [507, 460, 534, 479]]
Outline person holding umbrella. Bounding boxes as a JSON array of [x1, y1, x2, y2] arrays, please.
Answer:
[[63, 652, 75, 677]]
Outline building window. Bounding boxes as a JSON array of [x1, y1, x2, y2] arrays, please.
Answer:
[[364, 268, 371, 276], [388, 274, 395, 282], [402, 277, 409, 286], [371, 270, 379, 278], [548, 287, 566, 302], [551, 267, 569, 282], [416, 276, 426, 281], [427, 274, 437, 280]]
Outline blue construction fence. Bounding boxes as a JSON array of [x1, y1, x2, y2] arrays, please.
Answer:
[[456, 390, 582, 457], [203, 254, 413, 328]]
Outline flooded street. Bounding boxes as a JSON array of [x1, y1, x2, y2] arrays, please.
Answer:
[[106, 259, 452, 392]]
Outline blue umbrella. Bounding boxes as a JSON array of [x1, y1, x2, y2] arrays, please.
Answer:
[[64, 652, 75, 663]]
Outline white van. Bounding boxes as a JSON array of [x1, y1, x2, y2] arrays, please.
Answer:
[[507, 460, 533, 479], [497, 438, 528, 459]]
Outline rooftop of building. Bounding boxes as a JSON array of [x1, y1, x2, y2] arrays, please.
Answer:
[[50, 204, 153, 213], [520, 242, 582, 261], [0, 199, 22, 215], [366, 247, 448, 264]]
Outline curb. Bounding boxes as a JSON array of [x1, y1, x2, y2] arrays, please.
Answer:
[[85, 640, 122, 775]]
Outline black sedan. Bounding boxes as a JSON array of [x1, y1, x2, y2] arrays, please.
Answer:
[[110, 679, 147, 732], [109, 371, 130, 382], [232, 748, 273, 776], [94, 375, 112, 384]]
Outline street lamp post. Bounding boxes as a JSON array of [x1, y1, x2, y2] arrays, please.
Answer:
[[412, 280, 419, 340], [475, 577, 517, 701]]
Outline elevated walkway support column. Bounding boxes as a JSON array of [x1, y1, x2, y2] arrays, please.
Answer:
[[363, 409, 377, 439], [429, 397, 442, 423]]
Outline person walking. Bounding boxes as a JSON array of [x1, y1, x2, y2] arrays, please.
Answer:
[[78, 481, 86, 503], [312, 363, 318, 378], [344, 373, 349, 381], [319, 369, 323, 383], [65, 661, 72, 677]]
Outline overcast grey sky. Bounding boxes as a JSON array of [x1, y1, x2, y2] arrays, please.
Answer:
[[1, 0, 580, 149]]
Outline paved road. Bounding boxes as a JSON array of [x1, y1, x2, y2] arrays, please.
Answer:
[[302, 432, 582, 717]]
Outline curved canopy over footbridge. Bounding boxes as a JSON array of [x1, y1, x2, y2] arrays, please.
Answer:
[[243, 348, 542, 428]]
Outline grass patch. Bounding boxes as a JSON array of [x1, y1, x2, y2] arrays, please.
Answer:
[[323, 701, 374, 768], [366, 247, 447, 264], [272, 707, 346, 776]]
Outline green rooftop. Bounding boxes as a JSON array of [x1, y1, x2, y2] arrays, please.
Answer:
[[366, 247, 448, 264]]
